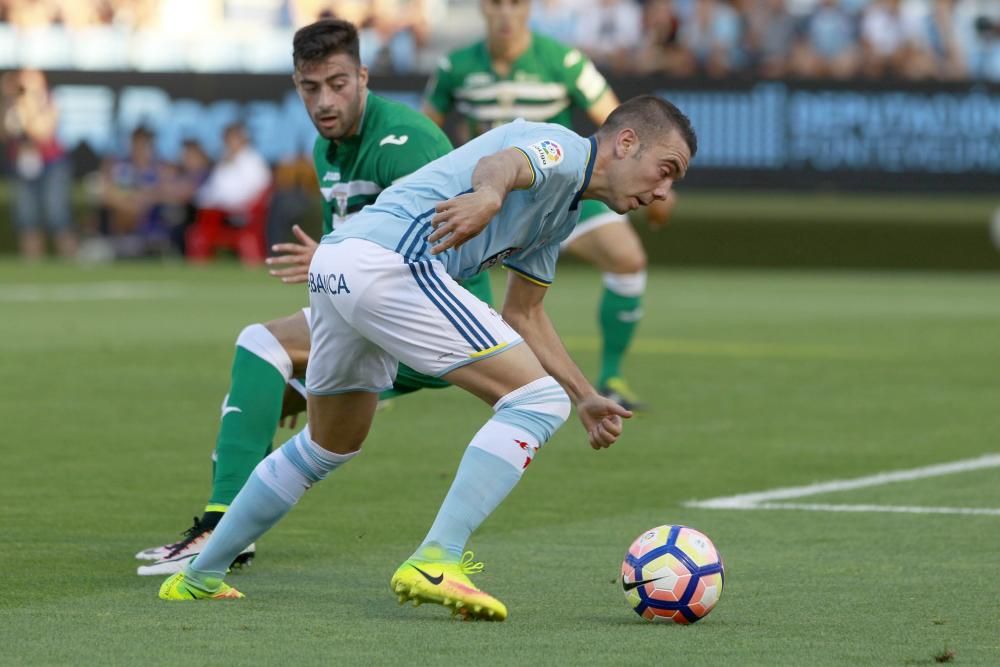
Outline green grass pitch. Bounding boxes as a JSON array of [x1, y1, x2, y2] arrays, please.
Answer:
[[1, 260, 999, 665]]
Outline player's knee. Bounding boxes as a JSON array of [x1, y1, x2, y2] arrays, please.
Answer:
[[493, 376, 571, 445], [603, 270, 647, 298], [236, 323, 294, 381], [263, 316, 310, 371], [606, 244, 646, 275]]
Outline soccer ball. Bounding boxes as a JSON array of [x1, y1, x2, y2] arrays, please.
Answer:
[[621, 524, 725, 624]]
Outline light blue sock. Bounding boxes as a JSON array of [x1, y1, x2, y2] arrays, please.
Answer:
[[186, 429, 357, 587], [416, 446, 521, 561], [414, 377, 571, 562]]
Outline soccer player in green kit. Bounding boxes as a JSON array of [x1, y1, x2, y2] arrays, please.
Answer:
[[423, 0, 676, 410], [135, 19, 494, 575]]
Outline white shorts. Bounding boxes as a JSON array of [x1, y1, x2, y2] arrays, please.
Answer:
[[305, 238, 523, 396]]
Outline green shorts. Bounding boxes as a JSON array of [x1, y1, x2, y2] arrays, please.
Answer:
[[386, 270, 495, 396]]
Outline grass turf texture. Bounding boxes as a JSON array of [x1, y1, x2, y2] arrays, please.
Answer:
[[1, 261, 999, 665]]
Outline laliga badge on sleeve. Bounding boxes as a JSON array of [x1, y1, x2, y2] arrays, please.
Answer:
[[527, 140, 564, 169]]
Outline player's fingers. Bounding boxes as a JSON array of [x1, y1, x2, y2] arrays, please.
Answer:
[[281, 273, 309, 284], [287, 413, 299, 429], [601, 415, 623, 438], [433, 200, 453, 217], [607, 402, 634, 420], [589, 429, 601, 449], [269, 265, 307, 276], [597, 420, 618, 445], [429, 238, 455, 255], [266, 253, 308, 266], [269, 243, 308, 256], [426, 222, 451, 243], [291, 224, 318, 246]]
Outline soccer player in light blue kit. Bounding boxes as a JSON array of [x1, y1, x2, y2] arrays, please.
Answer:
[[159, 95, 696, 620]]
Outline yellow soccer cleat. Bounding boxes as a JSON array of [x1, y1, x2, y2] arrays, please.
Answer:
[[158, 572, 244, 601], [390, 550, 507, 621]]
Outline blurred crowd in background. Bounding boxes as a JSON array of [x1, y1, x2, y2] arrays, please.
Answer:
[[1, 0, 998, 79], [2, 67, 302, 262], [2, 0, 999, 262]]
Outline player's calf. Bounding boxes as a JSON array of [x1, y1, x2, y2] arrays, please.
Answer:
[[392, 376, 570, 619]]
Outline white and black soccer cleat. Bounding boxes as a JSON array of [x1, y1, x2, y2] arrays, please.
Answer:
[[135, 514, 255, 575]]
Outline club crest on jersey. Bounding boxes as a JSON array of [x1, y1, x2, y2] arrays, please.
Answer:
[[527, 140, 563, 169], [334, 192, 349, 219]]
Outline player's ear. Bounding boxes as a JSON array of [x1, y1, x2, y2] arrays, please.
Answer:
[[616, 128, 638, 159], [358, 65, 369, 90]]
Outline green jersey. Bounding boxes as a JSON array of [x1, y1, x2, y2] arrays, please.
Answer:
[[313, 92, 453, 234], [425, 32, 609, 137]]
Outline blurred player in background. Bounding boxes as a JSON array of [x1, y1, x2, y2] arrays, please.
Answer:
[[423, 0, 678, 411], [158, 95, 696, 617], [135, 18, 493, 576]]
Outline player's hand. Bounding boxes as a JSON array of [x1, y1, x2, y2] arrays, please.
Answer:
[[266, 225, 319, 284], [645, 190, 677, 230], [576, 394, 633, 449], [279, 384, 307, 429], [427, 187, 503, 254]]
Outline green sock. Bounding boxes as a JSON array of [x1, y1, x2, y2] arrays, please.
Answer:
[[209, 327, 291, 506], [598, 287, 643, 387]]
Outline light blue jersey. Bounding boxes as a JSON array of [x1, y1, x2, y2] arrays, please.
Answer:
[[322, 120, 596, 286]]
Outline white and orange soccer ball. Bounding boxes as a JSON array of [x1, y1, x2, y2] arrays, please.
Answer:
[[621, 525, 725, 624]]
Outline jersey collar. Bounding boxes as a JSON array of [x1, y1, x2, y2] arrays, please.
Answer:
[[569, 136, 597, 211]]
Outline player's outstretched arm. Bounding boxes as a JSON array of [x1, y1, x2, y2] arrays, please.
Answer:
[[502, 272, 632, 449], [428, 148, 534, 254], [265, 224, 319, 284]]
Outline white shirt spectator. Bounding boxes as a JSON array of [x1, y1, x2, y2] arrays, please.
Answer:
[[198, 145, 271, 212], [862, 0, 907, 56]]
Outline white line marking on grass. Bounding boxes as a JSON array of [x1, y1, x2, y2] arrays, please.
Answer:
[[685, 453, 1000, 516], [0, 282, 181, 302], [721, 503, 1000, 517]]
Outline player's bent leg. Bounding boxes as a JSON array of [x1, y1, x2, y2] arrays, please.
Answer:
[[391, 346, 571, 620], [211, 310, 311, 507], [563, 219, 648, 410], [159, 394, 375, 600], [139, 311, 311, 574]]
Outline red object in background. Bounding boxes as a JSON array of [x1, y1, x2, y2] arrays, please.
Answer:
[[185, 188, 271, 266]]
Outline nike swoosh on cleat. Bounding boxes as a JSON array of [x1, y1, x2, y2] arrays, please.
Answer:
[[222, 406, 242, 417], [622, 575, 664, 591], [411, 565, 444, 585]]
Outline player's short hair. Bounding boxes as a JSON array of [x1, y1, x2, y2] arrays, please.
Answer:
[[599, 95, 697, 158], [292, 19, 361, 70]]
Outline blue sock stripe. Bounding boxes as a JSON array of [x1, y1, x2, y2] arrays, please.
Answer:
[[492, 407, 566, 443], [280, 439, 322, 484], [297, 440, 336, 479], [423, 262, 498, 348], [496, 388, 569, 411], [411, 262, 488, 351]]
